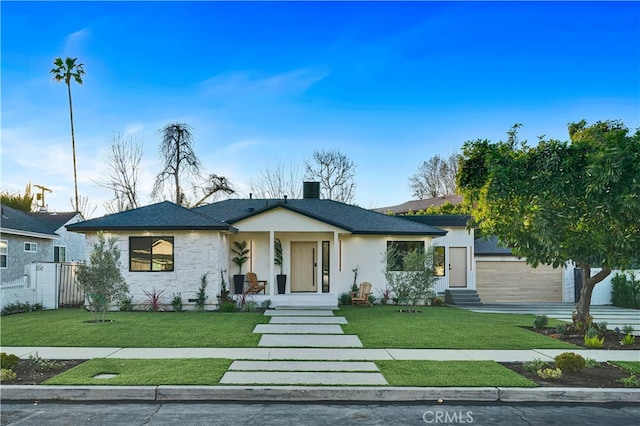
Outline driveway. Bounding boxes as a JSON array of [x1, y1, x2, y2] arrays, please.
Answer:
[[458, 303, 640, 335]]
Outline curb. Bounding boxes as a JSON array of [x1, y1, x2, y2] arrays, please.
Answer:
[[2, 386, 639, 403]]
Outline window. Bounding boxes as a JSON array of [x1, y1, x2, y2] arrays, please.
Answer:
[[322, 241, 330, 293], [0, 240, 7, 269], [130, 237, 174, 272], [54, 246, 67, 263], [24, 242, 37, 253], [434, 246, 446, 276], [386, 241, 424, 271]]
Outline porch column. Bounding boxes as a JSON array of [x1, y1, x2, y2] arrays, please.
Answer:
[[333, 231, 339, 295], [269, 230, 275, 297]]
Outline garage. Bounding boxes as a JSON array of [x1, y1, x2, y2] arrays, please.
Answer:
[[476, 259, 563, 303]]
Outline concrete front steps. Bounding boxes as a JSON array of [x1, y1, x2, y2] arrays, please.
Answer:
[[219, 307, 386, 385], [445, 289, 483, 306]]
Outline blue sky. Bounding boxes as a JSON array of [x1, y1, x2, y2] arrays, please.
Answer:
[[2, 1, 639, 217]]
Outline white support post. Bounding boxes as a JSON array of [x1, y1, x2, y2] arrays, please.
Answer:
[[333, 231, 339, 295]]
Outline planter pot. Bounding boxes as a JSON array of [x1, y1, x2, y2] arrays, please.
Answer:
[[277, 274, 287, 294], [233, 275, 245, 294]]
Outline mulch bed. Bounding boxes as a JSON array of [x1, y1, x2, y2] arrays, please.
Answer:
[[501, 362, 636, 388], [6, 359, 86, 385], [525, 327, 640, 350]]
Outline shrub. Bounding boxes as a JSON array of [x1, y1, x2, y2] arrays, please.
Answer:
[[1, 301, 38, 316], [585, 327, 599, 339], [28, 352, 60, 371], [195, 273, 209, 312], [0, 369, 16, 382], [241, 300, 259, 312], [118, 295, 133, 312], [523, 358, 549, 373], [554, 352, 585, 373], [597, 321, 608, 332], [382, 245, 437, 312], [584, 335, 604, 348], [171, 293, 183, 312], [1, 352, 20, 369], [620, 333, 636, 346], [537, 368, 562, 380], [533, 314, 549, 330], [339, 292, 352, 305], [219, 300, 238, 312], [611, 272, 640, 309], [431, 296, 445, 306], [143, 288, 166, 312], [622, 324, 635, 335], [261, 299, 272, 309], [617, 374, 640, 388], [555, 323, 568, 335], [584, 357, 599, 368]]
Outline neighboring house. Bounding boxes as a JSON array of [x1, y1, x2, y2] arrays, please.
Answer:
[[66, 184, 448, 308], [0, 204, 85, 284], [400, 215, 475, 294], [373, 195, 463, 215]]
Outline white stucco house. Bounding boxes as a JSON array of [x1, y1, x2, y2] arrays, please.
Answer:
[[66, 184, 450, 309]]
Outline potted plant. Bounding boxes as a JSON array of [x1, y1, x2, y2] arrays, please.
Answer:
[[274, 238, 286, 294], [231, 241, 249, 294]]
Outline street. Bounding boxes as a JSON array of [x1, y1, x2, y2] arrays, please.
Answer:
[[2, 402, 640, 426]]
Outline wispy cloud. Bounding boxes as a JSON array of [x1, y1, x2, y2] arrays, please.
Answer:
[[199, 67, 330, 101], [63, 28, 91, 57]]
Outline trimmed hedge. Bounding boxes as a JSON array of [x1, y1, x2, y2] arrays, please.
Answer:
[[611, 272, 640, 309]]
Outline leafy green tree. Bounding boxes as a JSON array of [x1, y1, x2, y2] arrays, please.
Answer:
[[458, 120, 640, 324], [76, 233, 128, 322], [1, 184, 34, 211], [51, 57, 85, 212], [382, 244, 437, 312]]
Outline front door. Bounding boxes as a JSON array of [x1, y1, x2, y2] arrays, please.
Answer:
[[449, 247, 467, 288], [290, 242, 317, 292]]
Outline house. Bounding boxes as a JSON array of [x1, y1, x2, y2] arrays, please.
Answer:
[[66, 183, 448, 308], [0, 204, 85, 284]]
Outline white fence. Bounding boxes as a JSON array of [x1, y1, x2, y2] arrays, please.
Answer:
[[1, 262, 82, 310]]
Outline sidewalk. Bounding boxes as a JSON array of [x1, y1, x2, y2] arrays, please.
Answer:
[[2, 307, 639, 403]]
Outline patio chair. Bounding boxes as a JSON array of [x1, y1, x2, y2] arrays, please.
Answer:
[[351, 282, 373, 306], [245, 272, 267, 294]]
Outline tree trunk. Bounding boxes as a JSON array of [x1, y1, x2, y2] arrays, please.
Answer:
[[574, 262, 611, 325], [67, 82, 79, 212]]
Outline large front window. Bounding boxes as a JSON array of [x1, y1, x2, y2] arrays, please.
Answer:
[[386, 241, 424, 271], [130, 237, 174, 272]]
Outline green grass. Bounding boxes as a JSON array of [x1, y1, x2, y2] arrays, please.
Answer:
[[0, 309, 269, 347], [377, 360, 537, 387], [44, 358, 232, 385], [340, 305, 577, 349], [611, 361, 640, 374]]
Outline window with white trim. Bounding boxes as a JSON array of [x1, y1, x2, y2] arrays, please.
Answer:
[[24, 242, 37, 253], [54, 246, 67, 263], [0, 240, 7, 268]]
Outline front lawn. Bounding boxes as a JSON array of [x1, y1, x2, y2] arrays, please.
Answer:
[[340, 305, 577, 349], [44, 358, 232, 385], [0, 309, 268, 347], [377, 360, 537, 387]]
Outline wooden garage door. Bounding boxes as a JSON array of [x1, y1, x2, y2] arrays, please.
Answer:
[[476, 260, 562, 302]]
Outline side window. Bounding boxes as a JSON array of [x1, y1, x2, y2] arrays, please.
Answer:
[[130, 236, 174, 272], [54, 246, 67, 262], [386, 241, 425, 271], [0, 240, 7, 268], [24, 242, 37, 253], [434, 246, 446, 276]]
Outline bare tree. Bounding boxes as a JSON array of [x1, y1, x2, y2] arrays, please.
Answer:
[[152, 123, 201, 206], [250, 160, 303, 199], [71, 195, 97, 219], [409, 153, 459, 199], [304, 149, 356, 203], [152, 123, 234, 207], [98, 133, 143, 214]]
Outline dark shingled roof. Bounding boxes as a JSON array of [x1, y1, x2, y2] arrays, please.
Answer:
[[28, 211, 79, 234], [195, 199, 447, 236], [474, 236, 514, 256], [401, 215, 471, 228], [0, 204, 58, 237], [66, 201, 235, 232]]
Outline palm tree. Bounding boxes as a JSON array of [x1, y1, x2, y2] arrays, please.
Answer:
[[51, 57, 85, 212]]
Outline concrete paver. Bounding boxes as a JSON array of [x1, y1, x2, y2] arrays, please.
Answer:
[[269, 316, 348, 324], [229, 360, 379, 371], [253, 324, 344, 334], [219, 371, 387, 385], [259, 334, 363, 347], [264, 309, 336, 316]]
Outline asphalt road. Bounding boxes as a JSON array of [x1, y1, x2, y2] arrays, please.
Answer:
[[2, 402, 640, 426]]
